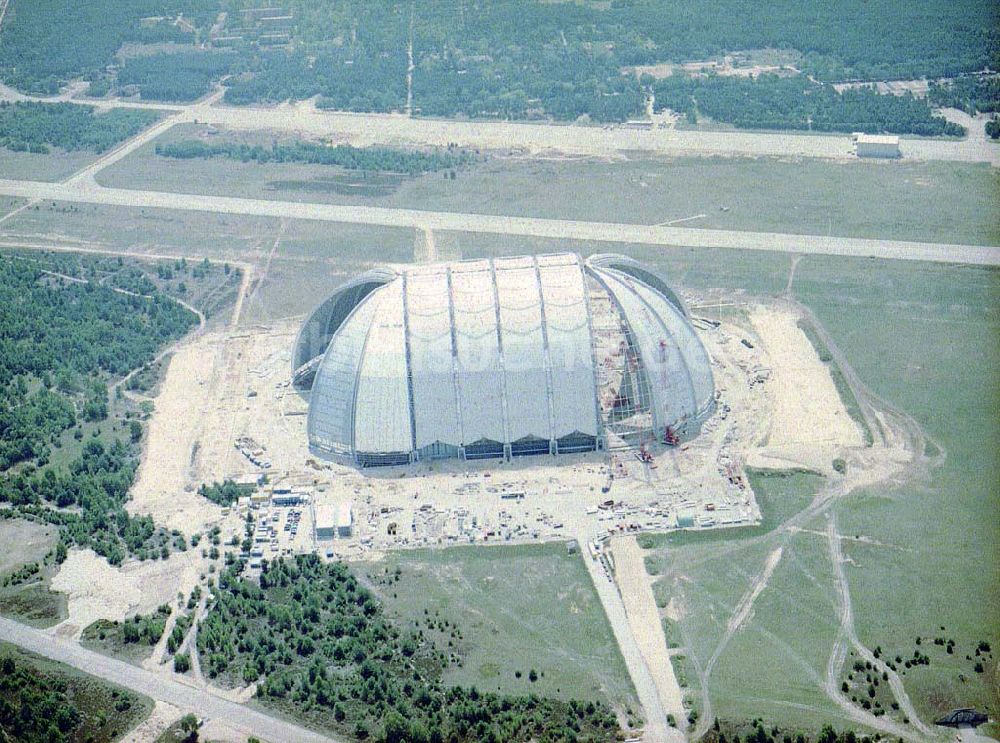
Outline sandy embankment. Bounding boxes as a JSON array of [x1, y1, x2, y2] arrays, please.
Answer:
[[128, 334, 227, 532], [746, 305, 863, 472], [50, 548, 207, 637]]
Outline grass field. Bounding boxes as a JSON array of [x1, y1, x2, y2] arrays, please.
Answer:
[[634, 252, 1000, 731], [795, 256, 1000, 721], [477, 234, 1000, 729], [0, 518, 57, 575], [0, 196, 25, 218], [0, 147, 97, 182], [0, 204, 415, 322], [0, 517, 66, 627], [358, 542, 640, 718], [98, 124, 1000, 246], [0, 641, 153, 741], [0, 200, 280, 259]]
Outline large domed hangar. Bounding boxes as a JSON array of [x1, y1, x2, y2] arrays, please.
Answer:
[[293, 253, 715, 467]]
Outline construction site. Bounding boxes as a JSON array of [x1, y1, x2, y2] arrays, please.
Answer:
[[120, 252, 868, 571]]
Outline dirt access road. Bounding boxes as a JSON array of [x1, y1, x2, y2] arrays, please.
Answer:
[[2, 177, 998, 266], [0, 615, 341, 743]]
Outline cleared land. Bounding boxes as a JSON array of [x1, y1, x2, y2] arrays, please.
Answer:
[[100, 125, 1000, 246], [360, 543, 640, 717], [748, 304, 865, 472], [612, 535, 686, 726], [0, 519, 66, 628]]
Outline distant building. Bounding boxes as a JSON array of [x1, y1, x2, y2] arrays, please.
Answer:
[[676, 510, 696, 528], [855, 134, 901, 159], [272, 492, 302, 507]]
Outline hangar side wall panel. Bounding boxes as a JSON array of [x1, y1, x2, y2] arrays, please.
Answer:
[[451, 263, 505, 444], [538, 258, 598, 438], [599, 270, 697, 431], [353, 282, 414, 454], [307, 296, 379, 455], [293, 271, 393, 370], [495, 261, 551, 442], [627, 277, 714, 415], [406, 269, 463, 449]]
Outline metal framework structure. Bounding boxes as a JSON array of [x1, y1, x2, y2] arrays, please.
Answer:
[[296, 253, 714, 467]]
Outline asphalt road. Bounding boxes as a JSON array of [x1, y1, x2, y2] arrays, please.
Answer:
[[1, 178, 998, 267], [0, 616, 339, 743], [577, 530, 683, 743]]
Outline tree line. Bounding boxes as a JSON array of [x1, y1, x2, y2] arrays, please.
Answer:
[[652, 74, 966, 136], [0, 650, 146, 743], [156, 139, 474, 174], [197, 479, 254, 507], [927, 76, 1000, 115], [3, 0, 995, 121], [199, 554, 621, 742], [0, 102, 160, 154], [0, 254, 199, 564]]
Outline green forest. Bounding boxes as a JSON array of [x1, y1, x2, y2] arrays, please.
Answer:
[[0, 102, 159, 154], [0, 646, 149, 743], [0, 0, 220, 94], [0, 253, 201, 565], [156, 139, 474, 174], [117, 50, 235, 102], [197, 479, 254, 507], [651, 75, 966, 136], [0, 0, 996, 123], [928, 75, 1000, 115], [200, 554, 621, 742]]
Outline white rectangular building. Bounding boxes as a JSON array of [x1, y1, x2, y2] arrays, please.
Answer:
[[336, 503, 353, 537], [315, 505, 337, 540], [855, 134, 900, 159], [315, 502, 352, 539]]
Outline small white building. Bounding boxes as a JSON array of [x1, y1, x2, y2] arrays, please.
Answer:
[[315, 502, 353, 539], [855, 134, 901, 159], [315, 505, 337, 540], [336, 502, 353, 538]]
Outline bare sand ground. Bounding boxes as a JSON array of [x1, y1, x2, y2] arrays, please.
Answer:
[[129, 333, 227, 532], [50, 548, 209, 637], [613, 535, 686, 727], [747, 305, 863, 472], [129, 317, 304, 527], [122, 700, 179, 743], [123, 700, 251, 743]]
